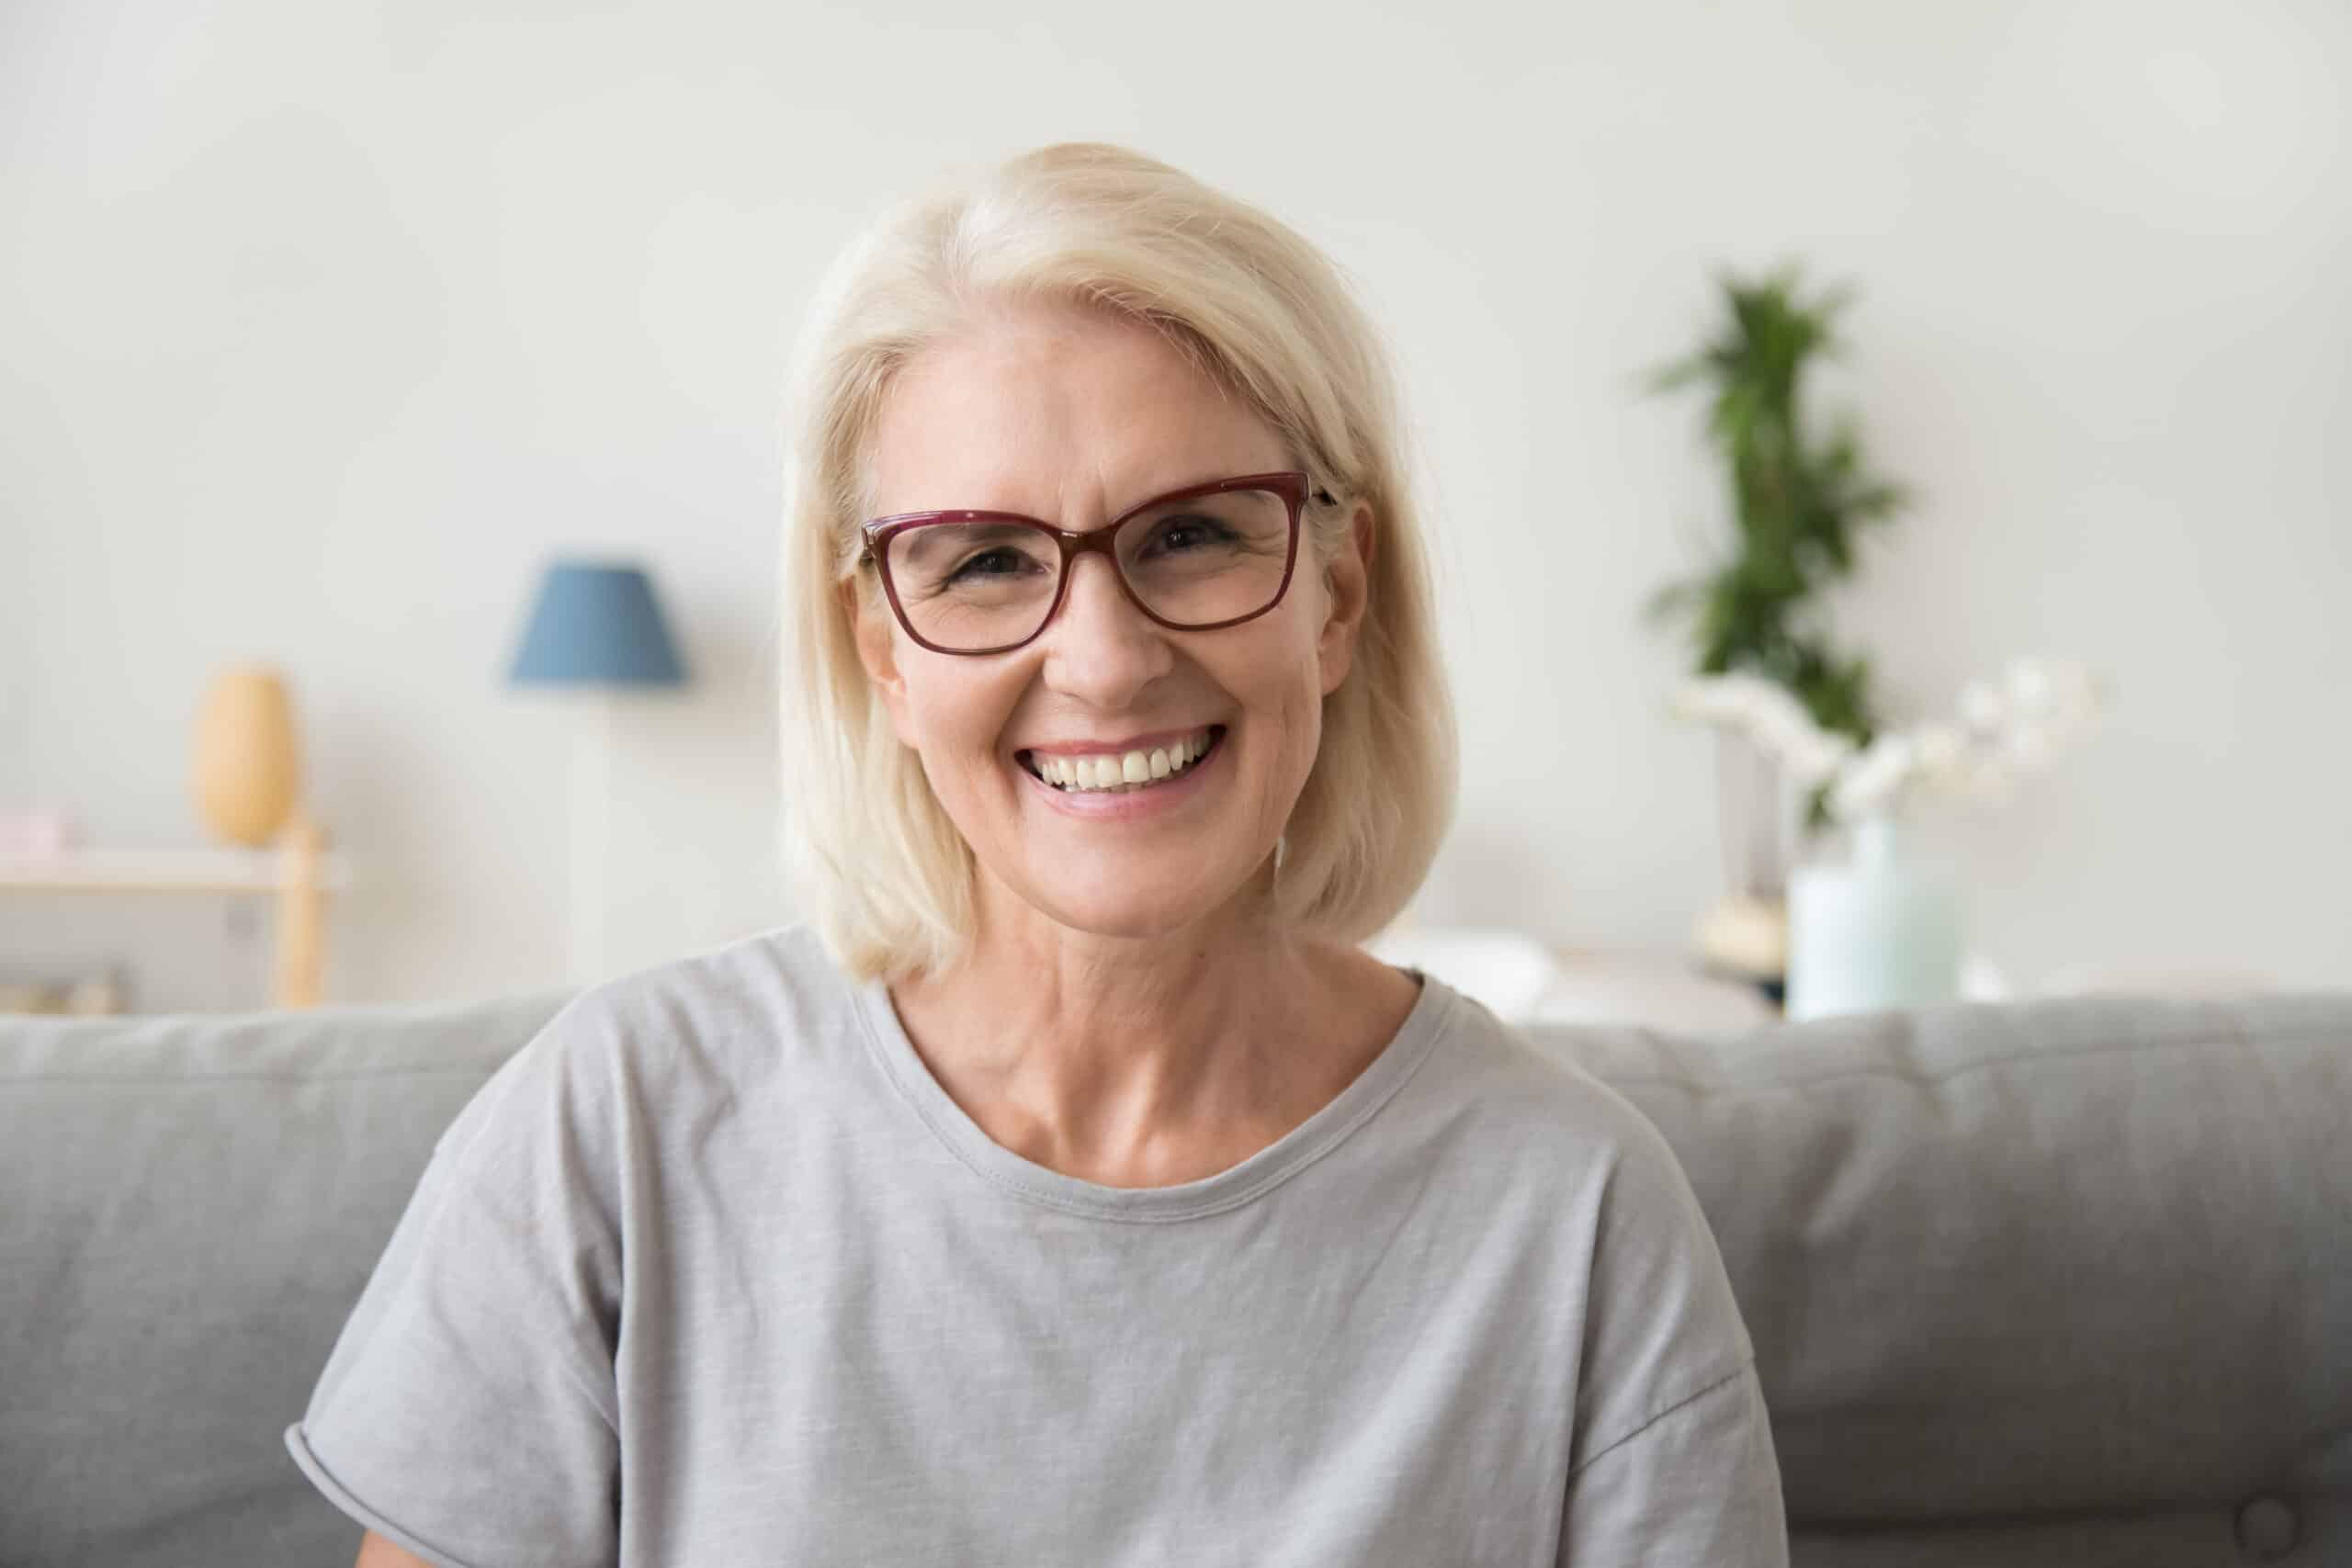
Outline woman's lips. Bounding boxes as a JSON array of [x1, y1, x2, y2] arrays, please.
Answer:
[[1017, 727, 1227, 818]]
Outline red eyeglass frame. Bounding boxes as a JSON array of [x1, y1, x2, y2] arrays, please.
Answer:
[[857, 470, 1319, 657]]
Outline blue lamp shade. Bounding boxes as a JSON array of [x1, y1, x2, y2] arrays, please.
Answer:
[[507, 561, 688, 687]]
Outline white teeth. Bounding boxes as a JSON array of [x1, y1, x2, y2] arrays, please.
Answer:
[[1030, 728, 1216, 794]]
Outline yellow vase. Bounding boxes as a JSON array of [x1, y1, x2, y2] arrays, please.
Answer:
[[192, 665, 302, 847]]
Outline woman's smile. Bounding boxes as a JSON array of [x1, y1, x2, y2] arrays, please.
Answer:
[[1013, 725, 1229, 819]]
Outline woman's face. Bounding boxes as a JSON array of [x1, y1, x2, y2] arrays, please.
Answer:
[[853, 300, 1371, 946]]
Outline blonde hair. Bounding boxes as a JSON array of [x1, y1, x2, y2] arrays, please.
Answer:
[[777, 142, 1454, 982]]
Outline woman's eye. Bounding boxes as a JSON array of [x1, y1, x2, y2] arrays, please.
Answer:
[[946, 548, 1025, 582], [1148, 516, 1229, 554]]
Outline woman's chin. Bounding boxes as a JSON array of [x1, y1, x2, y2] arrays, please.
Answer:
[[1015, 877, 1237, 942]]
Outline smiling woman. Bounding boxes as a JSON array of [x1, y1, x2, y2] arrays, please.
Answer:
[[788, 169, 1454, 982], [287, 142, 1787, 1568]]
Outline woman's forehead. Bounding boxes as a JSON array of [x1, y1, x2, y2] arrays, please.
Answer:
[[867, 322, 1289, 517]]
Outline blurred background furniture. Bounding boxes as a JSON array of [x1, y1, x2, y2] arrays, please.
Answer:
[[4, 962, 2342, 1567], [1366, 924, 2286, 1035], [0, 834, 350, 1010], [1371, 923, 1780, 1033], [0, 665, 348, 1012]]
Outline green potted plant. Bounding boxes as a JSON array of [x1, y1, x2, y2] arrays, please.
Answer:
[[1645, 265, 1908, 985]]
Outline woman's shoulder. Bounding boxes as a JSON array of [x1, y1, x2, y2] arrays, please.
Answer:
[[1416, 981, 1754, 1345], [571, 920, 858, 1038], [1413, 977, 1705, 1198], [1421, 981, 1648, 1129], [444, 925, 865, 1152]]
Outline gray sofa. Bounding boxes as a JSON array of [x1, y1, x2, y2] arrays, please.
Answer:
[[3, 982, 2346, 1566]]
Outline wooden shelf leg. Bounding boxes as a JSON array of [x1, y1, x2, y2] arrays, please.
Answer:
[[275, 817, 328, 1009]]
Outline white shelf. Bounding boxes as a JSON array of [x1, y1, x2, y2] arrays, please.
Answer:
[[0, 848, 352, 896]]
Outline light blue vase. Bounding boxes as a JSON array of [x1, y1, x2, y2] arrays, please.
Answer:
[[1786, 815, 1962, 1020]]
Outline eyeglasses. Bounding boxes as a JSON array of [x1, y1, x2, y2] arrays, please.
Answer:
[[858, 471, 1326, 656]]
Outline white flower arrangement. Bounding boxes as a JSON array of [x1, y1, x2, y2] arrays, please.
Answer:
[[1669, 658, 2109, 825]]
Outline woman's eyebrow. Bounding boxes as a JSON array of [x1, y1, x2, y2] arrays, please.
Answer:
[[1110, 470, 1272, 517], [892, 518, 1039, 564]]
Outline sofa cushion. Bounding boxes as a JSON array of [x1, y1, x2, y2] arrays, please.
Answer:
[[0, 988, 566, 1568], [1527, 990, 2352, 1563]]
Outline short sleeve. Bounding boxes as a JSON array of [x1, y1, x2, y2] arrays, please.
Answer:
[[1560, 1086, 1788, 1566], [285, 1004, 624, 1568], [1559, 1361, 1786, 1565]]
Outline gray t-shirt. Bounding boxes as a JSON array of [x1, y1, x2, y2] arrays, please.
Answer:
[[287, 924, 1785, 1565]]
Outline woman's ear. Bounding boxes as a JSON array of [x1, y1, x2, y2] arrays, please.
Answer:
[[1317, 502, 1376, 696], [845, 576, 921, 749]]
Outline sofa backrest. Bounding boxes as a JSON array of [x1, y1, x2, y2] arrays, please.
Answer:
[[1527, 990, 2351, 1567], [3, 986, 2346, 1567], [1, 988, 567, 1568]]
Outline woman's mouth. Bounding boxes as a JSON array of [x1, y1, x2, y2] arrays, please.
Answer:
[[1016, 726, 1226, 795]]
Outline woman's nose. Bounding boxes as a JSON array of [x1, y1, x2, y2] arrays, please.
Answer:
[[1037, 553, 1173, 700]]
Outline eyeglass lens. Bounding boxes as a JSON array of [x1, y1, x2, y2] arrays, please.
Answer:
[[884, 488, 1292, 650]]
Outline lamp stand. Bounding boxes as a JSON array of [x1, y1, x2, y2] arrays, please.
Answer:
[[567, 689, 612, 987]]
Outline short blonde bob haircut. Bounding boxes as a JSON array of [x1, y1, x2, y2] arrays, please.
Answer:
[[777, 141, 1455, 983]]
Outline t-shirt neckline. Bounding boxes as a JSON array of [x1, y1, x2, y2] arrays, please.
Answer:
[[852, 963, 1454, 1223]]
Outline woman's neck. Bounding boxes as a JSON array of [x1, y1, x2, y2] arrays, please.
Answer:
[[887, 910, 1416, 1189]]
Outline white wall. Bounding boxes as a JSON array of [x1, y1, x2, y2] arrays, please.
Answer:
[[4, 0, 2346, 1010]]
